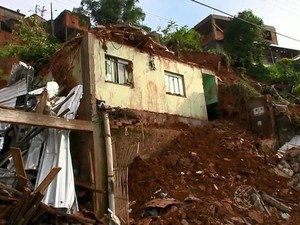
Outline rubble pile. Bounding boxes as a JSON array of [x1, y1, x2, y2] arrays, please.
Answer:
[[0, 62, 98, 224], [275, 137, 300, 191], [128, 121, 300, 224]]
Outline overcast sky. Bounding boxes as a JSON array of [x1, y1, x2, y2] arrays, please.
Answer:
[[1, 0, 300, 50]]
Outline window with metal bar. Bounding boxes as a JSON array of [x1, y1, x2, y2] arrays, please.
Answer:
[[164, 71, 185, 96], [105, 55, 133, 85]]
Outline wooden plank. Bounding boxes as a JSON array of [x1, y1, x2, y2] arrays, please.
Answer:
[[34, 167, 61, 194], [22, 192, 45, 225], [42, 204, 96, 224], [75, 181, 105, 193], [35, 90, 48, 114], [15, 175, 29, 192], [0, 107, 94, 132], [0, 182, 22, 196], [10, 148, 27, 178]]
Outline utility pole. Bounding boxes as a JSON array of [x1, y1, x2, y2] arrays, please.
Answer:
[[50, 2, 54, 35]]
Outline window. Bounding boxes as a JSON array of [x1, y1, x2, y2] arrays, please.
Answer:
[[164, 71, 185, 96], [105, 55, 133, 85]]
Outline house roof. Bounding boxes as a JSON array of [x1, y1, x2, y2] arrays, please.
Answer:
[[0, 6, 25, 17], [27, 14, 46, 23]]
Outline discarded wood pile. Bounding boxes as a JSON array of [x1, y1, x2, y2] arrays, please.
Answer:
[[0, 148, 97, 225]]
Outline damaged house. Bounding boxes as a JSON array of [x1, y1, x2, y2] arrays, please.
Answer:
[[0, 23, 218, 224]]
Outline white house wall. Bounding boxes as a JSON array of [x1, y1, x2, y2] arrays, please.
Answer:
[[91, 34, 208, 120]]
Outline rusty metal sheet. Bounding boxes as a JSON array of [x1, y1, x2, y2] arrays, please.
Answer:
[[144, 198, 181, 209]]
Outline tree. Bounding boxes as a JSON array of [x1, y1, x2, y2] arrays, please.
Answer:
[[224, 10, 267, 69], [0, 17, 59, 64], [75, 0, 145, 25], [159, 21, 202, 53]]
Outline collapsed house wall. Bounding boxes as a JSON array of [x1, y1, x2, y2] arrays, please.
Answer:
[[89, 33, 208, 120]]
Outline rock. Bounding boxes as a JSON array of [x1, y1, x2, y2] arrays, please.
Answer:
[[179, 157, 192, 167], [291, 163, 299, 173], [293, 173, 300, 180], [282, 189, 290, 195], [280, 160, 291, 169], [248, 210, 264, 224], [275, 166, 293, 177], [281, 212, 290, 220], [199, 185, 206, 191], [181, 219, 189, 225], [184, 196, 200, 202]]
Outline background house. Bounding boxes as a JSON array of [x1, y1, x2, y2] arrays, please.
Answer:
[[194, 14, 299, 64], [0, 6, 24, 32], [53, 10, 90, 42]]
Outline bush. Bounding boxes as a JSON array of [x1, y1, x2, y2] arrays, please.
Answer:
[[0, 17, 60, 64]]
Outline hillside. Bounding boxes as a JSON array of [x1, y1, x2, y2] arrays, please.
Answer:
[[128, 120, 300, 224]]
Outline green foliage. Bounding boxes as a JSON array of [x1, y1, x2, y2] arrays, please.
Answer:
[[224, 10, 267, 70], [75, 0, 145, 25], [159, 21, 202, 51], [247, 58, 300, 95], [0, 17, 59, 63], [275, 58, 300, 85], [0, 68, 3, 79], [293, 84, 300, 96], [237, 79, 261, 98]]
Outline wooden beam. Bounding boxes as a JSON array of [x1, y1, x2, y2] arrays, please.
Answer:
[[34, 167, 61, 194], [0, 107, 94, 132], [10, 148, 27, 178]]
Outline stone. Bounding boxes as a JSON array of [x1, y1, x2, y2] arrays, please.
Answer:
[[281, 212, 290, 220], [280, 160, 291, 169], [199, 185, 206, 191], [248, 210, 264, 224], [179, 157, 192, 167], [282, 189, 290, 195], [291, 163, 300, 173], [181, 219, 189, 225], [184, 196, 200, 202]]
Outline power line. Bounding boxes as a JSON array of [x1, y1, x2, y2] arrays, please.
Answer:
[[259, 0, 300, 19], [189, 0, 300, 43]]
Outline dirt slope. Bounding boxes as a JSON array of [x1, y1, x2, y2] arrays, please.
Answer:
[[128, 120, 300, 224]]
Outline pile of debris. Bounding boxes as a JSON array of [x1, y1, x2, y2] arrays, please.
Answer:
[[128, 120, 300, 224], [0, 62, 98, 224], [275, 135, 300, 191]]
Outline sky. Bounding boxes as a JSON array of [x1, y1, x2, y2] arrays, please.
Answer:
[[1, 0, 300, 50]]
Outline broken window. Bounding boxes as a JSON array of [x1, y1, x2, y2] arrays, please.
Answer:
[[105, 55, 133, 85], [164, 71, 185, 96]]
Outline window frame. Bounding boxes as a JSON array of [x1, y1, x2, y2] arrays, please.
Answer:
[[164, 71, 186, 97], [105, 55, 133, 86]]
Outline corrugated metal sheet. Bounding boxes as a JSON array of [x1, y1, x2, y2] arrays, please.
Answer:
[[279, 135, 300, 153], [34, 85, 83, 213], [0, 78, 27, 106]]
